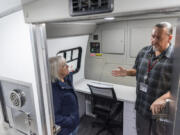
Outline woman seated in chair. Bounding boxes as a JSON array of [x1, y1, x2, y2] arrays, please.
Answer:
[[49, 56, 79, 135]]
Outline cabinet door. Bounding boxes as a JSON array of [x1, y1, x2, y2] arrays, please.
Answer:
[[126, 18, 177, 65], [128, 20, 154, 59], [101, 22, 126, 54]]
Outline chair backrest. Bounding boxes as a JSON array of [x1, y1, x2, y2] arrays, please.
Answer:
[[87, 84, 117, 102], [87, 84, 118, 118]]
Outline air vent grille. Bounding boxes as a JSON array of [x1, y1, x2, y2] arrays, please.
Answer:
[[70, 0, 113, 16]]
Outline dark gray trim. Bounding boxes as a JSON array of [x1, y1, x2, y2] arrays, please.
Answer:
[[46, 23, 96, 39], [172, 18, 180, 135]]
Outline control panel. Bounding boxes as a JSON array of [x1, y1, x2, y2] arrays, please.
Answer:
[[90, 42, 100, 53]]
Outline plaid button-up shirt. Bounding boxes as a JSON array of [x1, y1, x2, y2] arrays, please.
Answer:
[[133, 44, 174, 118]]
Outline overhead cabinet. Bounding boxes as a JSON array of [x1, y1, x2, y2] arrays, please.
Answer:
[[101, 22, 125, 54]]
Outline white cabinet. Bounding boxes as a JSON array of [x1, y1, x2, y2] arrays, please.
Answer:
[[127, 19, 155, 60], [126, 18, 178, 65], [100, 22, 126, 54], [123, 102, 137, 135]]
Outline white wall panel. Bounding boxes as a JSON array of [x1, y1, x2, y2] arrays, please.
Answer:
[[47, 35, 89, 83], [0, 11, 43, 135], [0, 11, 36, 89]]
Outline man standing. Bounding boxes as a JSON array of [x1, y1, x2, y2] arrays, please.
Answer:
[[112, 22, 174, 135]]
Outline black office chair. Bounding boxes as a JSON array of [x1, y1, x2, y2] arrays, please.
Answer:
[[87, 84, 123, 135]]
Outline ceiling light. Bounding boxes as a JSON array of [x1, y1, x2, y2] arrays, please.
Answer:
[[104, 17, 115, 20]]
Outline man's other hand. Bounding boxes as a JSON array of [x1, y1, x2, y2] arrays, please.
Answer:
[[150, 98, 166, 115]]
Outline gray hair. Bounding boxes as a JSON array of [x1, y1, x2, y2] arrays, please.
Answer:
[[155, 22, 173, 35], [49, 56, 65, 82]]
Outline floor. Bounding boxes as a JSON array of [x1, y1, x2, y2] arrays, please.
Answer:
[[0, 122, 23, 135], [77, 116, 123, 135]]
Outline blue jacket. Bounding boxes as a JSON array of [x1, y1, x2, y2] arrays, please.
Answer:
[[52, 72, 79, 135]]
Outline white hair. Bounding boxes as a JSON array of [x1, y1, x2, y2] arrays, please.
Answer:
[[49, 56, 65, 82]]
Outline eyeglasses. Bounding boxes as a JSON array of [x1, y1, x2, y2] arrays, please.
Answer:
[[151, 33, 170, 41], [62, 63, 68, 68]]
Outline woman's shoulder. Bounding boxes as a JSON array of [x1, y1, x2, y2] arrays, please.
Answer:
[[51, 81, 64, 93], [51, 80, 59, 88]]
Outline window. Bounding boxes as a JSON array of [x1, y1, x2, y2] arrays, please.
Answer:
[[57, 47, 82, 74]]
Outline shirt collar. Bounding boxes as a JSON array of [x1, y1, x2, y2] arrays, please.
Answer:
[[148, 44, 174, 59], [165, 44, 174, 58]]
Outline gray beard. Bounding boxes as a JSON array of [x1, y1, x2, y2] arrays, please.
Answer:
[[153, 46, 158, 52]]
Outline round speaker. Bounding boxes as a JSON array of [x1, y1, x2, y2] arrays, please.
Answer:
[[9, 89, 25, 108]]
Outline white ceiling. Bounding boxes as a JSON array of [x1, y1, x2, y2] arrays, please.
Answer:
[[0, 0, 36, 17], [0, 0, 21, 14]]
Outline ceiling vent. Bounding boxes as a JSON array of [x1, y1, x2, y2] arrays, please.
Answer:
[[70, 0, 114, 16]]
